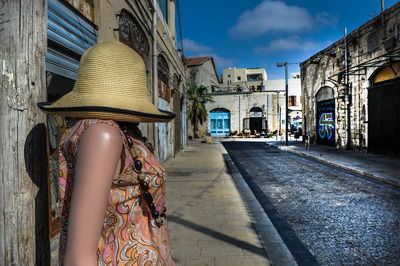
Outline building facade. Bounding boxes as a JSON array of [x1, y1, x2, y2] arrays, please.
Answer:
[[222, 67, 267, 92], [301, 2, 400, 155], [186, 56, 220, 90], [186, 62, 301, 137], [0, 0, 186, 264], [205, 77, 301, 137]]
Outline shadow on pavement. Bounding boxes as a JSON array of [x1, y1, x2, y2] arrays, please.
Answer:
[[168, 215, 266, 257], [221, 141, 319, 265]]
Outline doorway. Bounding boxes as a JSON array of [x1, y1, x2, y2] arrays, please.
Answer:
[[209, 108, 231, 136]]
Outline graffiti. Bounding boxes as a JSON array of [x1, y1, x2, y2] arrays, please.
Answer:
[[318, 112, 334, 140]]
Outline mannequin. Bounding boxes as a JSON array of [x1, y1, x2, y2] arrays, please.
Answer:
[[37, 42, 176, 265]]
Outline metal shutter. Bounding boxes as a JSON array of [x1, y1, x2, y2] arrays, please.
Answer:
[[46, 0, 97, 80]]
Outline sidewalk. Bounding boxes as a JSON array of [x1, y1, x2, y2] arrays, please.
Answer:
[[164, 140, 296, 266], [268, 140, 400, 188]]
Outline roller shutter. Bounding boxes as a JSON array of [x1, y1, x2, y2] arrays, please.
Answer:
[[46, 0, 97, 80]]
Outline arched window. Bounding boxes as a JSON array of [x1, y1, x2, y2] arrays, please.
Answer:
[[316, 86, 334, 102], [372, 61, 400, 84], [158, 54, 170, 102], [118, 9, 150, 69], [249, 107, 262, 117]]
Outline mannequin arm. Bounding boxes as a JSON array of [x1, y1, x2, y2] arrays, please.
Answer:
[[64, 123, 123, 266]]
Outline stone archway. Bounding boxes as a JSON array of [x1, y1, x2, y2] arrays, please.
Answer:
[[368, 61, 400, 155]]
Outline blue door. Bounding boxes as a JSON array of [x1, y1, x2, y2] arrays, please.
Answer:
[[210, 110, 230, 136]]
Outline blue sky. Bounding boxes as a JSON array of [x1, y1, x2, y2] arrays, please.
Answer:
[[179, 0, 399, 79]]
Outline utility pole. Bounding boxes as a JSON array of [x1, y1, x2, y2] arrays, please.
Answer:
[[344, 28, 351, 150], [0, 1, 49, 264], [276, 91, 280, 141], [277, 62, 289, 146], [285, 63, 289, 146]]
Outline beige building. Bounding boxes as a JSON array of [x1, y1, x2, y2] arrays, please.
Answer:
[[223, 67, 268, 91], [0, 0, 186, 264]]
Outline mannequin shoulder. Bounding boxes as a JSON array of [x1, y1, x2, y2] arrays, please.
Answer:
[[79, 123, 123, 153]]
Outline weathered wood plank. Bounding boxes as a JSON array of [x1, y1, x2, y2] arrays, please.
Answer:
[[0, 0, 48, 265]]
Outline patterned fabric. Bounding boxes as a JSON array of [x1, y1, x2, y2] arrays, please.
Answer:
[[58, 119, 174, 265]]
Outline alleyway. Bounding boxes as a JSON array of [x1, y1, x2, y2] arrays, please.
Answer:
[[223, 141, 400, 265]]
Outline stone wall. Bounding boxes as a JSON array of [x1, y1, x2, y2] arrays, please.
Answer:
[[186, 59, 219, 89], [300, 2, 400, 150], [196, 92, 286, 136]]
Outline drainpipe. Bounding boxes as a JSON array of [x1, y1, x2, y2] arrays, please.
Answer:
[[150, 0, 159, 157], [344, 27, 351, 149]]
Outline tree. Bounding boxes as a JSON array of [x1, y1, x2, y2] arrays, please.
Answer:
[[187, 84, 214, 138]]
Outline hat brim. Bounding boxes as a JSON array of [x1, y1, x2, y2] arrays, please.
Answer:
[[37, 102, 175, 123]]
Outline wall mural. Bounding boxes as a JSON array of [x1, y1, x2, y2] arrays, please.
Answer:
[[316, 99, 335, 146]]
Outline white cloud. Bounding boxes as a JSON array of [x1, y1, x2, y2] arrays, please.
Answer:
[[253, 37, 325, 54], [316, 12, 339, 28], [230, 0, 313, 38], [210, 54, 235, 68], [183, 38, 235, 68], [182, 38, 213, 54]]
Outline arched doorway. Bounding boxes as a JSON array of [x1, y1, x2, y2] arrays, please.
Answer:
[[368, 61, 400, 155], [316, 87, 335, 146], [209, 108, 230, 136], [248, 107, 263, 135]]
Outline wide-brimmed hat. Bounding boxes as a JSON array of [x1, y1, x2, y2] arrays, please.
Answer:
[[38, 42, 175, 123]]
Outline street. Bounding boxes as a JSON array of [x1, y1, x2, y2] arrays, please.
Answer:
[[222, 141, 400, 265]]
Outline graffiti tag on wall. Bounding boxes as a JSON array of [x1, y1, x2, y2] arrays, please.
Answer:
[[318, 112, 334, 140]]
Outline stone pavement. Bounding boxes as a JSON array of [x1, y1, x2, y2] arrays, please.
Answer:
[[164, 140, 297, 266], [268, 140, 400, 188]]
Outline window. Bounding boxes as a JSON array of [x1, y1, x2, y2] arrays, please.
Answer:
[[158, 0, 169, 24], [289, 96, 297, 106], [119, 9, 150, 69], [237, 76, 241, 81], [247, 74, 263, 81], [227, 74, 231, 78], [158, 54, 170, 102]]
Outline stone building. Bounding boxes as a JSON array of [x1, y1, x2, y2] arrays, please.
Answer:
[[0, 0, 186, 264], [186, 56, 220, 90], [185, 61, 301, 137], [205, 77, 300, 137], [300, 2, 400, 155]]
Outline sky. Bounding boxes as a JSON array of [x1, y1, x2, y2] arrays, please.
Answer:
[[178, 0, 399, 80]]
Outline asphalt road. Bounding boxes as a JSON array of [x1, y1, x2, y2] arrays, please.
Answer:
[[222, 141, 400, 266]]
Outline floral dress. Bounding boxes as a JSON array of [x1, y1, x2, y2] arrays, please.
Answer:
[[58, 119, 174, 265]]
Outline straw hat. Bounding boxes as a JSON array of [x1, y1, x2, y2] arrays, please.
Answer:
[[38, 42, 175, 123]]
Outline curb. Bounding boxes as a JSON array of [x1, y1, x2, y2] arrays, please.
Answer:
[[268, 144, 400, 189], [218, 142, 298, 266]]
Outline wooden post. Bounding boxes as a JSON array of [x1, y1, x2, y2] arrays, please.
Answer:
[[0, 0, 48, 265]]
